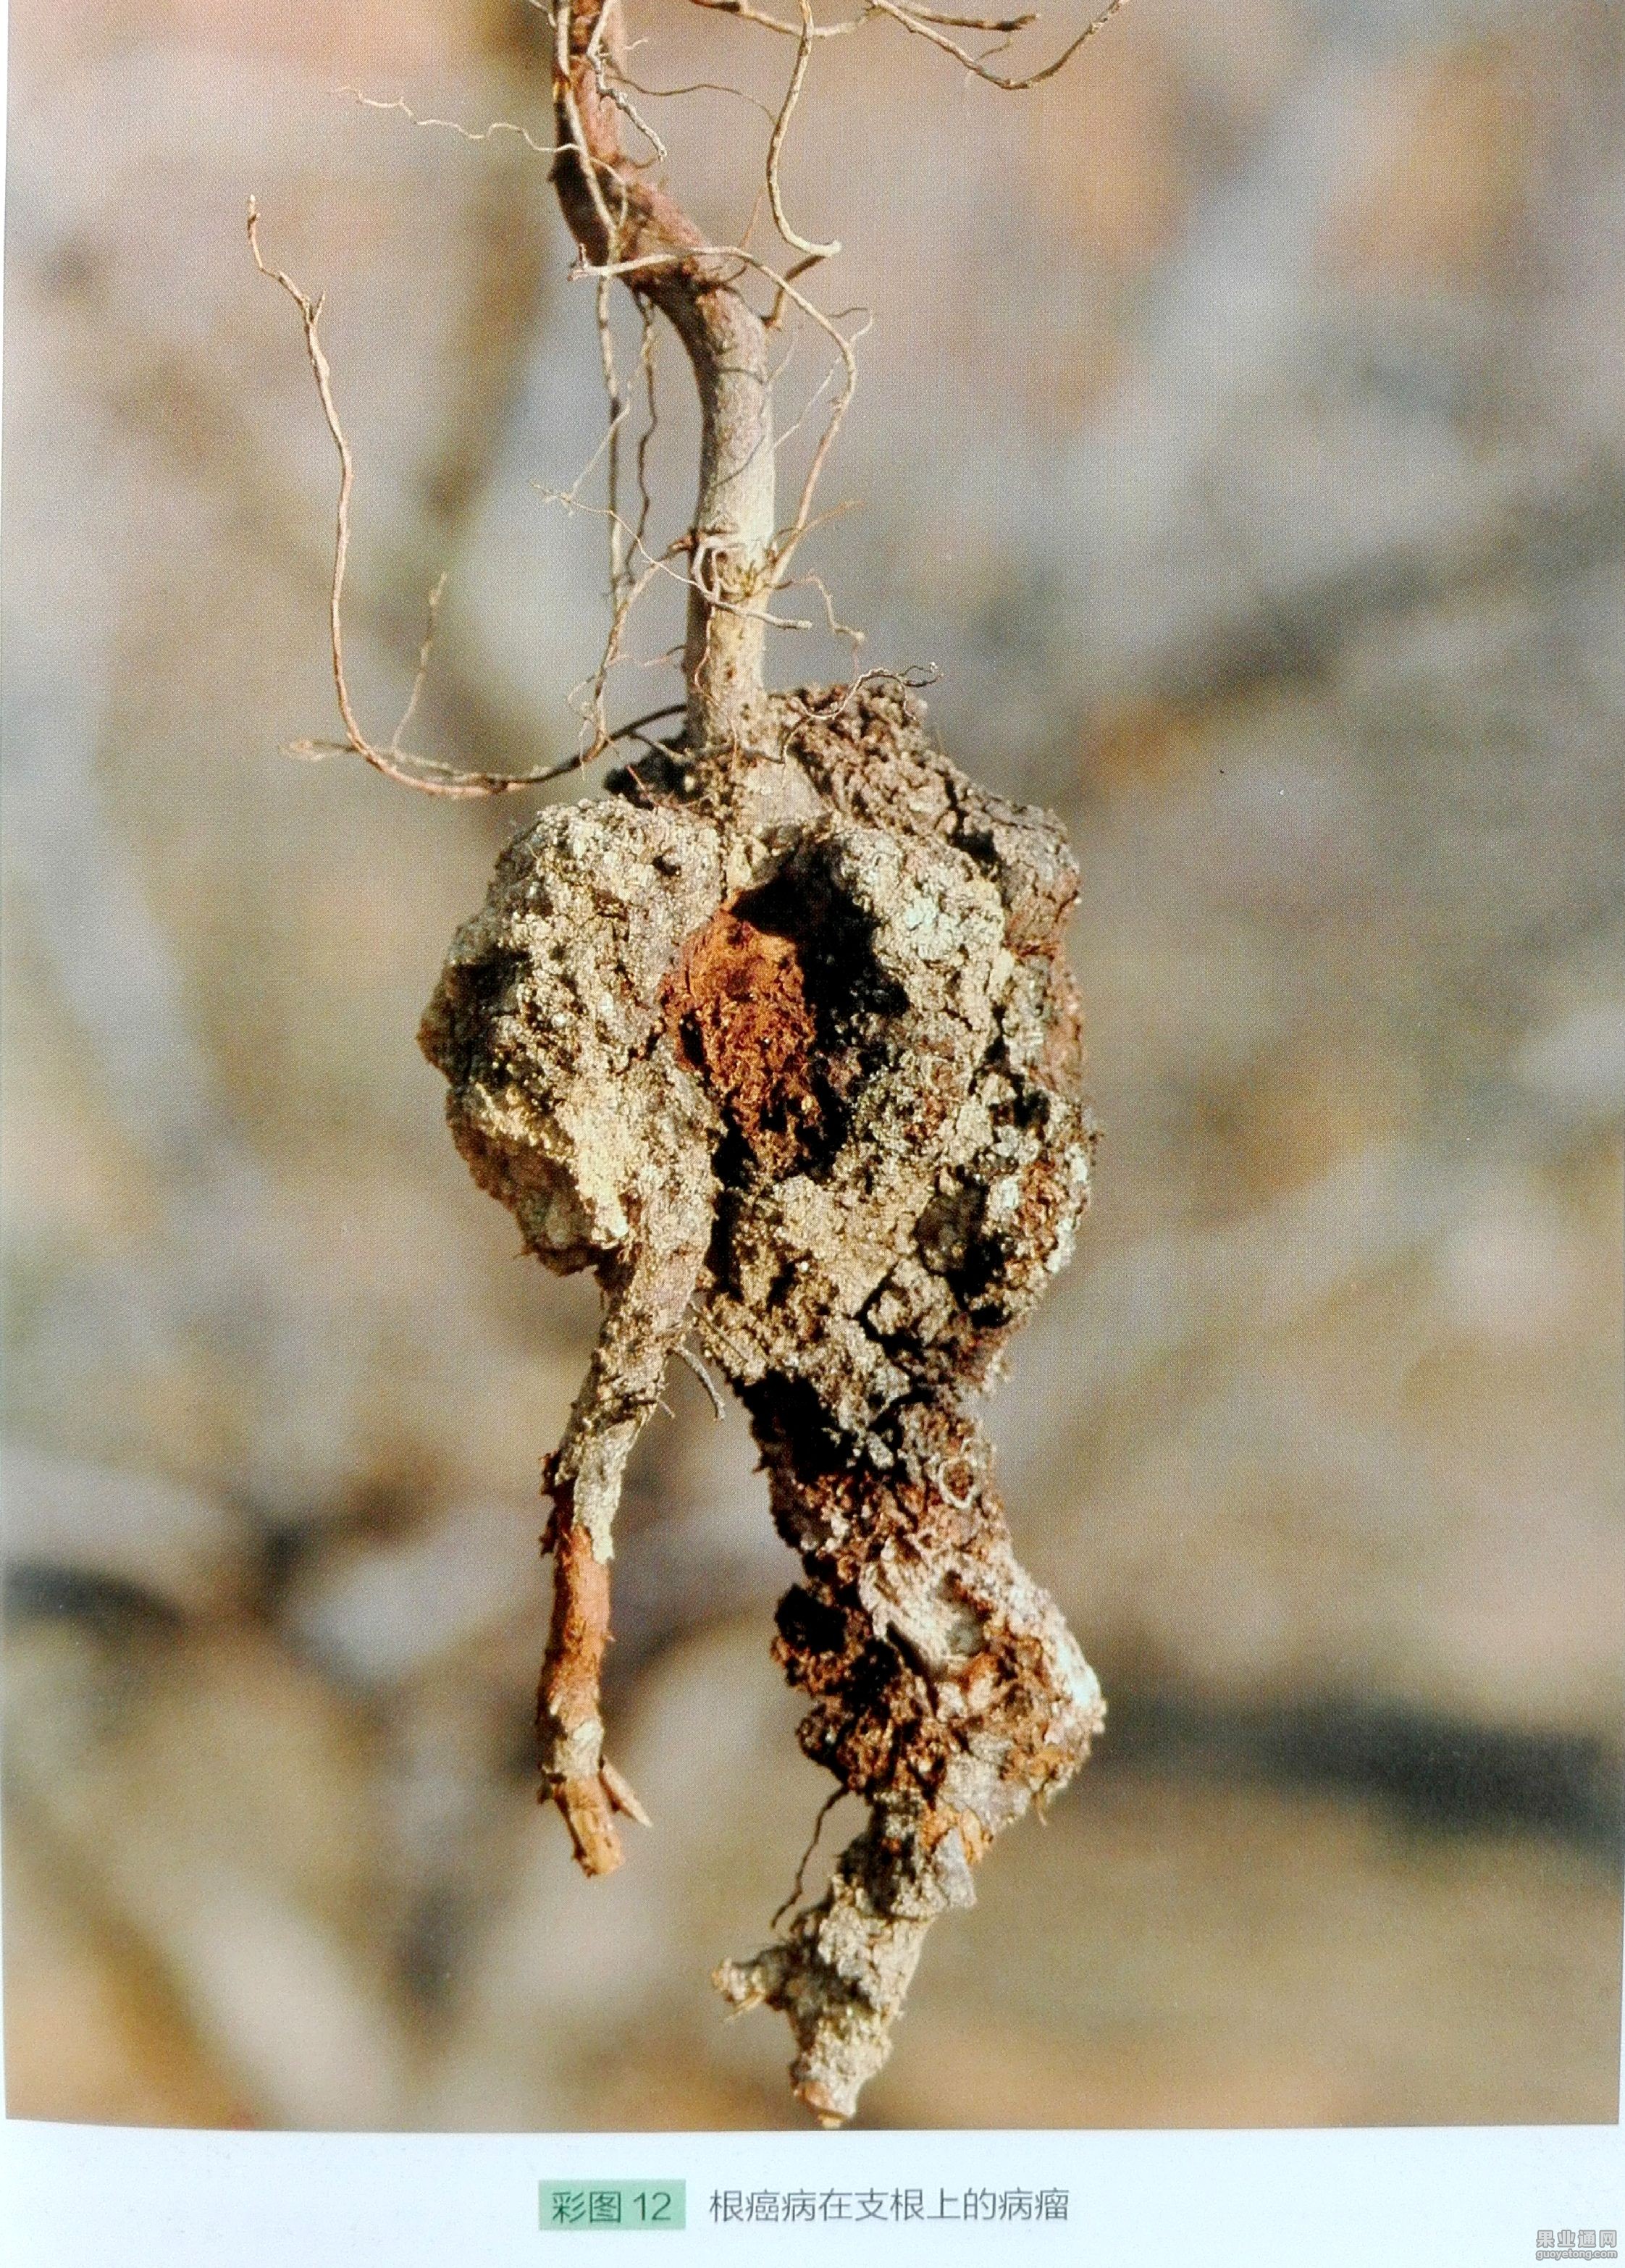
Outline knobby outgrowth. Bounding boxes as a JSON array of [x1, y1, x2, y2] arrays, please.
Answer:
[[264, 0, 1119, 2124]]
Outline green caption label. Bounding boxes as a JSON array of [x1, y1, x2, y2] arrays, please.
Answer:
[[540, 2183, 686, 2234]]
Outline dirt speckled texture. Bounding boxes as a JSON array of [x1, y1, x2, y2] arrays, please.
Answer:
[[419, 681, 1104, 2118]]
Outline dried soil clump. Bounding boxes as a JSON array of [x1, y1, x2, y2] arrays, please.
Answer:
[[420, 681, 1105, 2120]]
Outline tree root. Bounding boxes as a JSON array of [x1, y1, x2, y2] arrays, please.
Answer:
[[259, 0, 1124, 2125], [715, 1406, 1102, 2122], [420, 679, 1104, 2116], [537, 1492, 651, 1874]]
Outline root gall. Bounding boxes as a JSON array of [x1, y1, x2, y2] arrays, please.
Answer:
[[420, 682, 1104, 2120]]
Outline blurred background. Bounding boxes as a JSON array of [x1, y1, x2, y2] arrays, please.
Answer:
[[3, 0, 1621, 2130]]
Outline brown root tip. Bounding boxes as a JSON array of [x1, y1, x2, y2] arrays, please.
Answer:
[[550, 1773, 626, 1877]]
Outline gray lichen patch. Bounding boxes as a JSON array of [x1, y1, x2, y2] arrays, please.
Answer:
[[419, 681, 1104, 2117]]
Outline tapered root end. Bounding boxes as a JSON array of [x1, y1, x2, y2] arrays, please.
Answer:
[[713, 1954, 851, 2125], [538, 1495, 655, 1878], [550, 1775, 623, 1876], [548, 1757, 650, 1876]]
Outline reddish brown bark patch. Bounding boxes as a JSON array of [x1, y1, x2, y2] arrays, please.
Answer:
[[538, 1495, 623, 1876], [663, 908, 821, 1169], [760, 1405, 1091, 1821]]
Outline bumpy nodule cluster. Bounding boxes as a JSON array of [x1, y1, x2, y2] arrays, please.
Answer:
[[420, 684, 1104, 2121]]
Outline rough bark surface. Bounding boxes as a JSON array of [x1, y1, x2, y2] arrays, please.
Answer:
[[420, 681, 1104, 2120]]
